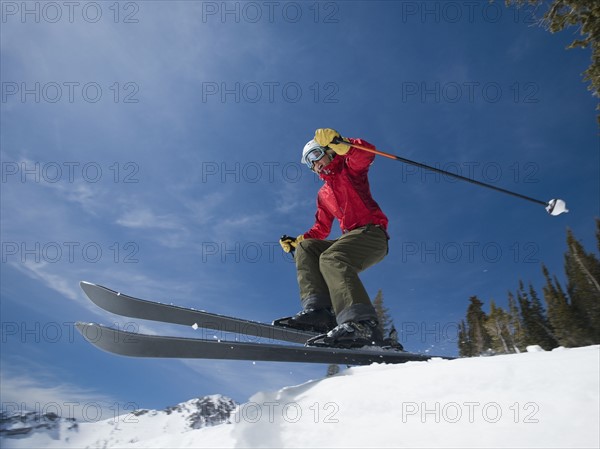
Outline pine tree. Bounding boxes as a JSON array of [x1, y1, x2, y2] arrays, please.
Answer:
[[516, 281, 558, 350], [372, 289, 394, 337], [465, 296, 493, 355], [484, 300, 512, 353], [527, 283, 558, 349], [516, 281, 534, 344], [458, 319, 473, 357], [596, 218, 600, 254], [508, 292, 526, 352], [542, 264, 587, 346], [565, 228, 600, 342], [542, 227, 600, 347]]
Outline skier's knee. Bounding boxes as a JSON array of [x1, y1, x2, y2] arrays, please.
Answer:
[[296, 238, 318, 256], [319, 249, 347, 270]]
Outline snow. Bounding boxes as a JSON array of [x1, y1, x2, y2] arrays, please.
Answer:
[[526, 345, 544, 353], [2, 345, 599, 448]]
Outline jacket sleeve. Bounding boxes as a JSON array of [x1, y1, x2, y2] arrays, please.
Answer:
[[345, 138, 376, 173], [303, 192, 334, 240]]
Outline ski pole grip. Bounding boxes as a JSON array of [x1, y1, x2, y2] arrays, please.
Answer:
[[332, 136, 351, 145], [280, 235, 296, 257]]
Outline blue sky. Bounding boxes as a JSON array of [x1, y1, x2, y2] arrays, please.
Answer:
[[1, 1, 598, 419]]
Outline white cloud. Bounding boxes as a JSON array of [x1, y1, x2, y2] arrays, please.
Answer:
[[180, 192, 229, 226], [114, 205, 194, 249], [50, 183, 99, 214], [273, 180, 316, 215], [0, 362, 120, 422], [9, 261, 80, 301], [115, 208, 184, 231]]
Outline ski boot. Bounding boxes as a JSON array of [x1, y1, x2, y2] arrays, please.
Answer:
[[306, 319, 384, 349], [273, 308, 336, 334]]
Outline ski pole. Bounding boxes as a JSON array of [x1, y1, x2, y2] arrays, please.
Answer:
[[333, 138, 568, 216]]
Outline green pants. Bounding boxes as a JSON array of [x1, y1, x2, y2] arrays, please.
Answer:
[[294, 224, 389, 324]]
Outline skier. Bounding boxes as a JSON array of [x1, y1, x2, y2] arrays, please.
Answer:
[[276, 128, 390, 349]]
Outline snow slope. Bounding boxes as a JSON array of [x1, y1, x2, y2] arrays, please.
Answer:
[[2, 345, 599, 448]]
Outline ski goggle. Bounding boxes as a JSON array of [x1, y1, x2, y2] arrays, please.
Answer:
[[303, 147, 327, 169]]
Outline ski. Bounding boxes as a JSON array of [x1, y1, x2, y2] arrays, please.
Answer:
[[79, 281, 317, 344], [75, 322, 442, 365]]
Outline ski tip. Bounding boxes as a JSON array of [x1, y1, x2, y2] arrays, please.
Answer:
[[74, 321, 96, 336], [79, 281, 98, 298]]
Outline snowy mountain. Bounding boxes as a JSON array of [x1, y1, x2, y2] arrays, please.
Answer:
[[0, 411, 78, 439], [0, 395, 237, 448], [2, 346, 598, 448]]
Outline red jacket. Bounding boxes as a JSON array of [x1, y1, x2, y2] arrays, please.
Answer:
[[304, 138, 389, 240]]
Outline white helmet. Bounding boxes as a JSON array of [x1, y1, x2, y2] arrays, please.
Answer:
[[301, 139, 327, 169]]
